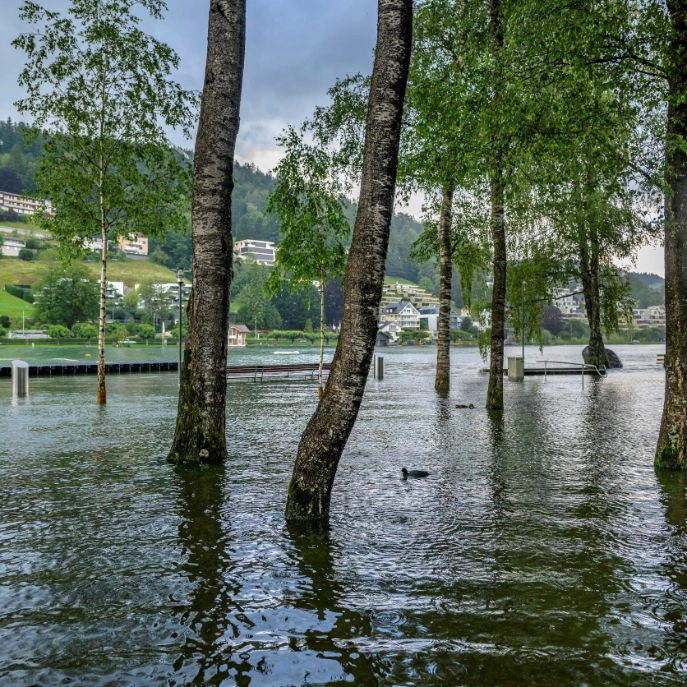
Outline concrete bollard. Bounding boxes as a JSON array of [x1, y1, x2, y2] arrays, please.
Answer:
[[507, 356, 524, 382], [12, 360, 29, 397], [374, 354, 384, 381]]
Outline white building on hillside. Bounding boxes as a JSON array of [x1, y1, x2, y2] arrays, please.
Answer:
[[0, 190, 54, 217], [234, 239, 276, 266], [417, 306, 461, 331], [1, 235, 26, 257]]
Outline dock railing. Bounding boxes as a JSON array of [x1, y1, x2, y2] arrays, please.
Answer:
[[536, 359, 606, 386]]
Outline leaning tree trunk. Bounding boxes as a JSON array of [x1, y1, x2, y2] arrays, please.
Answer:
[[285, 0, 412, 521], [657, 0, 687, 469], [486, 172, 506, 410], [168, 0, 246, 465], [485, 0, 506, 411], [435, 184, 454, 393], [318, 267, 325, 400], [580, 225, 606, 369]]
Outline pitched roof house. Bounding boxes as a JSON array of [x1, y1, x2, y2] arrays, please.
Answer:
[[379, 301, 420, 329], [229, 324, 251, 347]]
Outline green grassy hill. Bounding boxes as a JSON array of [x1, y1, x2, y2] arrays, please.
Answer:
[[0, 256, 180, 290], [0, 288, 34, 317]]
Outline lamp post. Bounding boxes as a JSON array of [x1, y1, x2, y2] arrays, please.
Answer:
[[177, 268, 184, 386], [521, 281, 526, 364]]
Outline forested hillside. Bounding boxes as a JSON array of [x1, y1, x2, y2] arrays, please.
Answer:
[[0, 120, 430, 282]]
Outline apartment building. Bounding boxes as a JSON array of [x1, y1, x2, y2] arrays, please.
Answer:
[[382, 282, 439, 309], [633, 305, 666, 328], [117, 232, 149, 256], [0, 190, 54, 217]]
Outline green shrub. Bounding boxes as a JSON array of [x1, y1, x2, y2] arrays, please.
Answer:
[[18, 248, 35, 261], [46, 324, 70, 339], [0, 315, 10, 329], [137, 324, 156, 341], [0, 326, 7, 338], [72, 323, 98, 339]]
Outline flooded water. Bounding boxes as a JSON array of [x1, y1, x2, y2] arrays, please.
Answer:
[[1, 344, 685, 686]]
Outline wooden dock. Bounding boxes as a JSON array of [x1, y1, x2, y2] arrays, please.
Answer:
[[0, 361, 179, 377], [0, 360, 332, 381], [481, 367, 606, 376], [226, 362, 332, 382]]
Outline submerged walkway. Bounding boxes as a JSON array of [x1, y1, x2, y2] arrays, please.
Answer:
[[0, 361, 332, 381]]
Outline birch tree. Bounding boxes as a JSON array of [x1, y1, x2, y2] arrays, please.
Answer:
[[13, 0, 197, 404], [285, 0, 413, 521], [168, 0, 246, 465]]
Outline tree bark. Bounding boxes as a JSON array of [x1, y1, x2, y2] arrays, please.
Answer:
[[657, 0, 687, 469], [486, 0, 506, 411], [319, 267, 325, 400], [435, 184, 454, 393], [284, 0, 412, 521], [579, 224, 606, 369], [97, 222, 108, 404], [486, 172, 506, 410], [97, 43, 109, 405], [168, 0, 246, 465]]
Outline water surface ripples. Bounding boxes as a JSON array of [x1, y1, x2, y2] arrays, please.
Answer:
[[1, 344, 685, 685]]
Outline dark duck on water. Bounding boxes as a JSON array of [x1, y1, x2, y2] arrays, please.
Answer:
[[402, 468, 430, 479]]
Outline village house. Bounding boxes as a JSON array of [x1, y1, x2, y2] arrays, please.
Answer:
[[0, 235, 26, 257], [379, 301, 420, 330], [228, 324, 251, 347]]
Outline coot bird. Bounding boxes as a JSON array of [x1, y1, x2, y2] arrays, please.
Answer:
[[402, 468, 430, 479]]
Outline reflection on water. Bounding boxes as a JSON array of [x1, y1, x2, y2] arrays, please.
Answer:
[[1, 345, 685, 686]]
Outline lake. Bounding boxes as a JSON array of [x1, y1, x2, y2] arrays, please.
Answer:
[[1, 343, 685, 686]]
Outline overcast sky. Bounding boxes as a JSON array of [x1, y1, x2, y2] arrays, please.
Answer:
[[0, 0, 664, 275]]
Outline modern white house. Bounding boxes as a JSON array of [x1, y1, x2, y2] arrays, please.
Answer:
[[84, 236, 104, 252], [1, 235, 26, 257], [234, 239, 276, 266], [379, 301, 420, 329], [418, 306, 461, 331], [228, 324, 250, 347]]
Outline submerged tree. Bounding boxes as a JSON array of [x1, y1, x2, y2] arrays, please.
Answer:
[[266, 126, 350, 398], [168, 0, 246, 465], [656, 0, 687, 468], [285, 0, 413, 521], [14, 0, 197, 404]]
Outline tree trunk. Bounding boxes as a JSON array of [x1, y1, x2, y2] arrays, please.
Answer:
[[97, 223, 108, 404], [435, 184, 454, 393], [579, 224, 606, 369], [97, 39, 109, 405], [486, 0, 506, 411], [486, 172, 506, 410], [284, 0, 412, 521], [168, 0, 246, 465], [657, 0, 687, 469], [319, 268, 325, 400]]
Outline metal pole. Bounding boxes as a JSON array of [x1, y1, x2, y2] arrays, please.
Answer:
[[177, 268, 184, 386], [521, 281, 526, 364]]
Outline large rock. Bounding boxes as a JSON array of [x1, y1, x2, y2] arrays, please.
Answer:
[[582, 346, 623, 369]]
